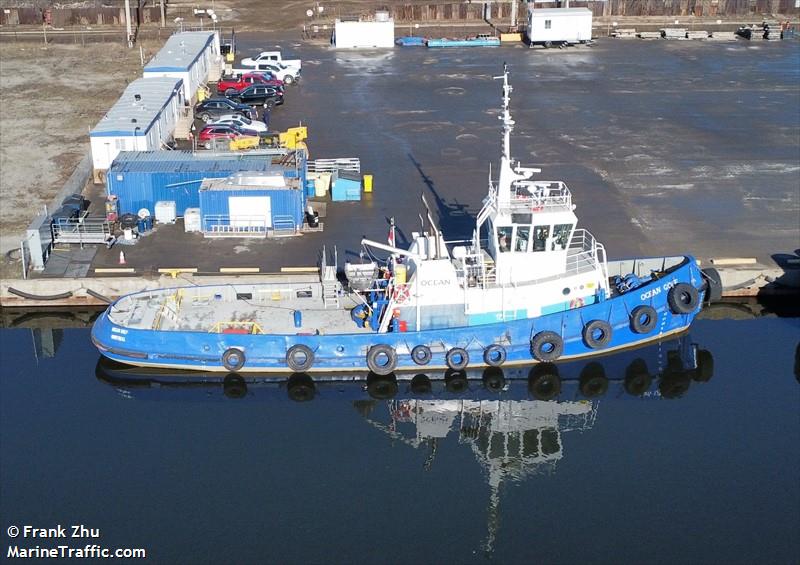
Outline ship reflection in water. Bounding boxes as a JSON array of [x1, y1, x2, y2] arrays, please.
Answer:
[[95, 332, 714, 555]]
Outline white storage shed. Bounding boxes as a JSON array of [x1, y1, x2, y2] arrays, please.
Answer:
[[527, 7, 593, 47], [89, 77, 184, 183], [143, 31, 222, 101], [334, 11, 395, 48]]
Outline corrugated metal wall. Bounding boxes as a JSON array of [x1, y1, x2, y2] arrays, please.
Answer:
[[0, 5, 161, 26], [107, 153, 282, 216], [389, 0, 798, 18], [199, 188, 305, 227]]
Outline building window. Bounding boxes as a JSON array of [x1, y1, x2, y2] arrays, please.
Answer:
[[545, 19, 552, 29]]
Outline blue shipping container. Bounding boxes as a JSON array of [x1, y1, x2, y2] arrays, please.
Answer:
[[106, 151, 304, 216], [199, 187, 305, 230]]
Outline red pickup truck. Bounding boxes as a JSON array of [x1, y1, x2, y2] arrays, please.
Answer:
[[216, 73, 284, 95]]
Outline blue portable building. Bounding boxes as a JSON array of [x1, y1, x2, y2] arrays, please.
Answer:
[[199, 173, 306, 233], [106, 150, 307, 216]]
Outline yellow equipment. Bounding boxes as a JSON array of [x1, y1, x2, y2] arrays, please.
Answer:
[[279, 126, 308, 149], [229, 136, 261, 151]]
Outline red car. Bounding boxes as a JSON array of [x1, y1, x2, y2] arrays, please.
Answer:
[[216, 72, 284, 95], [197, 124, 253, 149]]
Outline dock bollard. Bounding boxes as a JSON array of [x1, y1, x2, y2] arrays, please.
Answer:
[[363, 174, 373, 193]]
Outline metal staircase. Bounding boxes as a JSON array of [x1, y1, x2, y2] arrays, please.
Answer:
[[321, 246, 341, 309]]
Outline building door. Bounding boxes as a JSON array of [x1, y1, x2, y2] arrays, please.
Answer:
[[228, 196, 271, 229]]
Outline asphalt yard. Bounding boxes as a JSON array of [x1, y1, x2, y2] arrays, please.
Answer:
[[87, 36, 799, 274]]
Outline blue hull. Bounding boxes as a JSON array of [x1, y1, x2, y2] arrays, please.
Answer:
[[91, 256, 706, 373]]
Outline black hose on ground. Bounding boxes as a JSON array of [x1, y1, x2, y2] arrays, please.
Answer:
[[7, 287, 73, 301], [86, 289, 113, 304]]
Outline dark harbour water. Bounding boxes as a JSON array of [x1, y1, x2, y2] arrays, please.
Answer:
[[1, 316, 799, 564]]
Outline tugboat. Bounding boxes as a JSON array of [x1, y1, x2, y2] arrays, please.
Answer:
[[92, 66, 713, 374]]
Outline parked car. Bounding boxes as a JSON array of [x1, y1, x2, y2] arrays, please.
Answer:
[[240, 51, 302, 73], [210, 113, 268, 133], [194, 98, 256, 123], [234, 61, 299, 85], [216, 72, 284, 95], [226, 85, 284, 108], [197, 124, 258, 149]]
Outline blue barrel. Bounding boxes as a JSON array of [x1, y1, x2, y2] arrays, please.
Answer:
[[137, 216, 152, 232], [293, 310, 302, 328]]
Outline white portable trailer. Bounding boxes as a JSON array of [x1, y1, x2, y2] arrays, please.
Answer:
[[527, 7, 593, 48]]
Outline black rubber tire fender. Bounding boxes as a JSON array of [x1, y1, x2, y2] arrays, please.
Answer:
[[668, 283, 700, 315], [483, 344, 507, 367], [630, 305, 658, 334], [582, 320, 613, 349], [286, 344, 314, 372], [222, 348, 245, 372], [411, 344, 432, 366], [445, 347, 469, 371], [482, 367, 506, 392], [530, 331, 564, 362], [366, 344, 397, 375]]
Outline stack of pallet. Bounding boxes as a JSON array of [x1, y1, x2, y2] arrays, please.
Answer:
[[638, 31, 663, 39], [687, 30, 709, 40], [661, 28, 687, 39], [612, 28, 637, 38]]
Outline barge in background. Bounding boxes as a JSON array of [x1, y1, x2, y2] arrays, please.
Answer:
[[92, 65, 714, 374]]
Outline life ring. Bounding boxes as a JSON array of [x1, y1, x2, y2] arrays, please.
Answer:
[[624, 358, 652, 396], [582, 320, 613, 349], [528, 363, 562, 400], [483, 344, 507, 367], [569, 297, 585, 309], [411, 344, 432, 366], [222, 348, 245, 372], [579, 362, 609, 397], [366, 344, 397, 375], [392, 283, 410, 304], [630, 305, 658, 334], [444, 369, 468, 393], [286, 344, 314, 372], [530, 331, 563, 362], [287, 373, 316, 402], [410, 373, 432, 394], [667, 283, 700, 315], [482, 367, 506, 392], [223, 373, 247, 399], [445, 347, 470, 371], [367, 373, 398, 400]]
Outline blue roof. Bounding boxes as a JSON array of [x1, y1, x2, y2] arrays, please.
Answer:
[[144, 31, 216, 73], [90, 77, 183, 138], [108, 151, 285, 174]]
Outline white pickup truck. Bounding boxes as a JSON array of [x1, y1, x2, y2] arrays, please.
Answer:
[[231, 61, 301, 85], [241, 51, 301, 73]]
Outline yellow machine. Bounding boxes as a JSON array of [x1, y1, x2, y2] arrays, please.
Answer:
[[279, 126, 308, 149], [229, 136, 261, 151]]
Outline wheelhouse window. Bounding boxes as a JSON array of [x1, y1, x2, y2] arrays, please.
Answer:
[[515, 226, 530, 252], [497, 226, 513, 253], [553, 223, 573, 250], [533, 225, 550, 252]]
